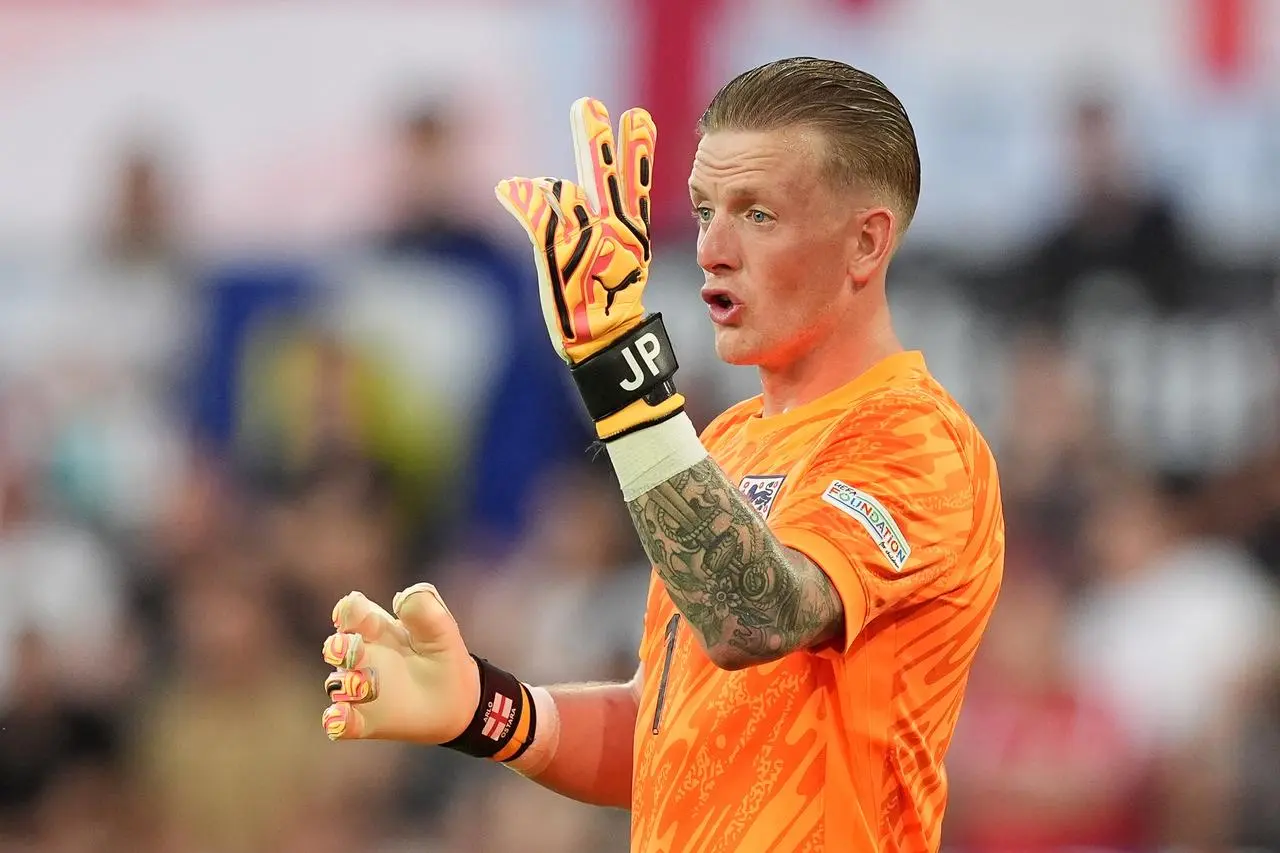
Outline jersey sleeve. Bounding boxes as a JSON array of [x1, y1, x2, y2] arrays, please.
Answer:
[[768, 390, 977, 653]]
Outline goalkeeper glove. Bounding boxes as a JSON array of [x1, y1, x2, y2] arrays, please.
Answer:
[[496, 98, 684, 442]]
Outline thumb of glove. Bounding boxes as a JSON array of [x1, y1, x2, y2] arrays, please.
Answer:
[[392, 582, 462, 657]]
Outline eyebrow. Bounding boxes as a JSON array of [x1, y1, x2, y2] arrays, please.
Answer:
[[688, 184, 764, 205]]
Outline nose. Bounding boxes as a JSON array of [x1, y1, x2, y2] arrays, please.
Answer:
[[696, 216, 739, 277]]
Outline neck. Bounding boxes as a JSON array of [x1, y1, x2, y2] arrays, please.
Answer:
[[758, 300, 902, 417]]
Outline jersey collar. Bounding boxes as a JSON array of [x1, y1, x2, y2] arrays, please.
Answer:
[[741, 350, 928, 441]]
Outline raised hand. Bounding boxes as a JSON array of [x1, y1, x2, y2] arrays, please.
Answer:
[[495, 97, 657, 365]]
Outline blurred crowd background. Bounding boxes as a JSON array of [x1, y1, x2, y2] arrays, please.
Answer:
[[1, 0, 1279, 851]]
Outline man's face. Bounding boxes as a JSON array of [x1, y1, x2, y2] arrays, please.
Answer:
[[689, 128, 861, 369]]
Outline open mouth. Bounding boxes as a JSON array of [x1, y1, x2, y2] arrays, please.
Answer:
[[701, 289, 737, 309]]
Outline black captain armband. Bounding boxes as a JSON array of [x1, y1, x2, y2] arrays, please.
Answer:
[[440, 655, 537, 763], [569, 313, 681, 421]]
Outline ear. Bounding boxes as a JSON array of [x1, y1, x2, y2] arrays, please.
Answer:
[[846, 207, 896, 287]]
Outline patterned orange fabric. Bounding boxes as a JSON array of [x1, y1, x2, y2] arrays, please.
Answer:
[[631, 351, 1005, 853]]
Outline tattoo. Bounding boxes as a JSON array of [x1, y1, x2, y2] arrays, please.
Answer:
[[626, 458, 842, 665]]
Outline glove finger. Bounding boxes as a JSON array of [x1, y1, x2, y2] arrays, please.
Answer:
[[497, 177, 577, 359], [618, 107, 656, 230], [534, 178, 570, 238], [495, 177, 552, 240], [569, 97, 618, 217], [322, 701, 370, 741], [392, 582, 460, 655], [322, 632, 368, 671], [331, 591, 397, 642], [540, 178, 600, 251], [324, 667, 379, 705]]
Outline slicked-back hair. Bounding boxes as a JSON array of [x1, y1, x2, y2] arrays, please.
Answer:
[[698, 57, 921, 233]]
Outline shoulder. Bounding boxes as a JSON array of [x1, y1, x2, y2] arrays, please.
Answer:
[[810, 378, 1000, 516], [831, 379, 978, 460]]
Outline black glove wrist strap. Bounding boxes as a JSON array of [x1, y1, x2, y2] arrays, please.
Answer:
[[440, 655, 536, 763], [569, 313, 680, 421]]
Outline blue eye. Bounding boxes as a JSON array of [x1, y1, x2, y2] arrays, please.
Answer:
[[693, 207, 712, 223], [749, 209, 770, 223]]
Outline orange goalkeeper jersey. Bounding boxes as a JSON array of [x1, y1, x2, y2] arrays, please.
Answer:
[[631, 351, 1005, 853]]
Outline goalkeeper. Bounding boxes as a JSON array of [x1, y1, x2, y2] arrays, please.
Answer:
[[321, 57, 1005, 853]]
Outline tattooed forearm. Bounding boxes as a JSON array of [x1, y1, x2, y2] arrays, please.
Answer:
[[626, 458, 843, 666]]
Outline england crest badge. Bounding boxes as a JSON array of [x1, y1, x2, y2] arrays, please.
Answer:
[[738, 475, 786, 519]]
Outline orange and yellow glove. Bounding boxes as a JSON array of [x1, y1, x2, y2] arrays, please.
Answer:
[[496, 98, 685, 441]]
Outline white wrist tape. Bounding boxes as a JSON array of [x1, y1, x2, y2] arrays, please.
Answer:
[[505, 685, 560, 778], [605, 413, 709, 501]]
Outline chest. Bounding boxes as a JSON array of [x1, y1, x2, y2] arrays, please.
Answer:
[[708, 435, 813, 525], [637, 600, 822, 742]]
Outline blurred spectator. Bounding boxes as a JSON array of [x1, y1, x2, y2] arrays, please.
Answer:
[[1016, 96, 1199, 330], [25, 758, 138, 853], [0, 631, 122, 840], [0, 139, 194, 538], [994, 333, 1110, 588], [1230, 662, 1280, 850], [230, 298, 453, 529], [128, 560, 404, 853], [1069, 472, 1279, 848], [266, 455, 403, 641], [1070, 473, 1278, 750], [946, 564, 1153, 853], [102, 140, 182, 272], [0, 459, 136, 710], [374, 98, 592, 555], [92, 136, 194, 383], [380, 101, 482, 255], [1225, 447, 1280, 584]]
